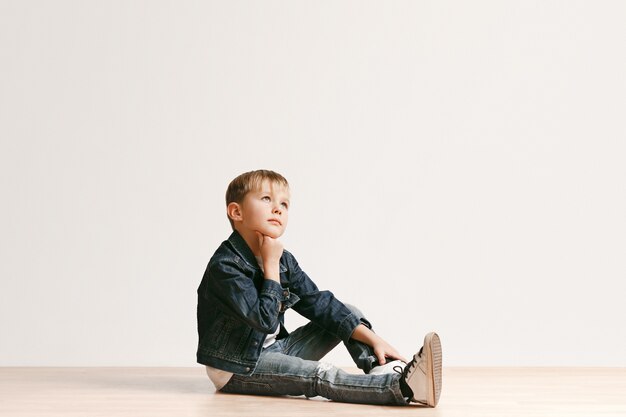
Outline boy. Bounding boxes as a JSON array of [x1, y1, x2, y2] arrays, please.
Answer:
[[196, 169, 442, 406]]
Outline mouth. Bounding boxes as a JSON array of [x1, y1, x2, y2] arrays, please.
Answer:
[[268, 219, 282, 226]]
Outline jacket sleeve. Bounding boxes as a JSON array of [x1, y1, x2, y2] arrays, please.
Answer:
[[205, 256, 287, 334], [285, 250, 362, 343]]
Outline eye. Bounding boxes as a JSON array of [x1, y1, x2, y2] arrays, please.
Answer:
[[282, 202, 289, 209], [262, 196, 270, 201]]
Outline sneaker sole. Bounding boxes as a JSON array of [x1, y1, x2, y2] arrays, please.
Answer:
[[423, 332, 442, 407]]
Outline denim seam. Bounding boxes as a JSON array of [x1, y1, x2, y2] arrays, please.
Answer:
[[249, 372, 407, 404], [250, 372, 389, 390]]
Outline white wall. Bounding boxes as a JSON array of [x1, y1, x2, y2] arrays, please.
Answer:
[[1, 1, 625, 367]]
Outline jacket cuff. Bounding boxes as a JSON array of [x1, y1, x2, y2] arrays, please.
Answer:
[[260, 279, 284, 299], [337, 311, 362, 344], [260, 280, 298, 310]]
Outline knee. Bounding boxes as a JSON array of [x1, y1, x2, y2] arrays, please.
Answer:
[[314, 361, 340, 382], [344, 303, 373, 330]]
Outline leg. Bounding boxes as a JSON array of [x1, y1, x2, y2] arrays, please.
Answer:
[[280, 304, 380, 373], [342, 304, 381, 373], [279, 319, 341, 362], [219, 349, 408, 405]]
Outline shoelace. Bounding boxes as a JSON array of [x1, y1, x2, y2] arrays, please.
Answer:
[[393, 346, 423, 378]]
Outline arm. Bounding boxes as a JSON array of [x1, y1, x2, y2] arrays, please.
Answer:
[[204, 232, 288, 332], [286, 251, 362, 343], [351, 324, 408, 365], [257, 231, 283, 310], [205, 257, 286, 334]]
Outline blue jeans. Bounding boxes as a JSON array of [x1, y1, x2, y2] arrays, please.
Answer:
[[219, 305, 409, 405]]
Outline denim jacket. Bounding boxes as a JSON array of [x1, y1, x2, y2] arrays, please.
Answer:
[[196, 229, 361, 375]]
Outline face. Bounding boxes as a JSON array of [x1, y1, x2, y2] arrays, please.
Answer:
[[235, 180, 290, 238]]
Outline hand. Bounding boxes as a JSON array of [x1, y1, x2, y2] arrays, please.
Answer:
[[351, 324, 408, 365], [255, 231, 283, 264], [372, 339, 408, 365]]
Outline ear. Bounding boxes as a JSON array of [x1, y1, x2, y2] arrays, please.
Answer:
[[227, 202, 243, 222]]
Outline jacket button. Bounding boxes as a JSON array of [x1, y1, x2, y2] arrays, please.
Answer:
[[252, 340, 258, 346], [283, 290, 289, 297], [245, 367, 251, 372]]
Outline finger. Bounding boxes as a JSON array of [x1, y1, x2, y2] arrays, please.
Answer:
[[377, 354, 386, 365], [396, 352, 409, 363], [388, 351, 408, 363], [385, 346, 408, 363]]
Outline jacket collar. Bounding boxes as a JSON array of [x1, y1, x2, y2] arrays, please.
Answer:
[[227, 229, 287, 273]]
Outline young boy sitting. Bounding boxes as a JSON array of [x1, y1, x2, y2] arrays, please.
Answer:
[[196, 169, 443, 406]]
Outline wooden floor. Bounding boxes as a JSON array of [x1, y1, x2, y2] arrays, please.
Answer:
[[1, 367, 625, 417]]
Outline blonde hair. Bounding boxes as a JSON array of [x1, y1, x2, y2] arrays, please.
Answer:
[[225, 169, 290, 231]]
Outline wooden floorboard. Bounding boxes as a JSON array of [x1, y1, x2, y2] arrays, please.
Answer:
[[1, 367, 625, 416]]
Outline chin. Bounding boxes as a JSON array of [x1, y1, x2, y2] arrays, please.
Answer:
[[270, 231, 284, 239], [265, 228, 284, 238]]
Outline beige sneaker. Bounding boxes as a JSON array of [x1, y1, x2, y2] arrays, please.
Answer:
[[397, 332, 442, 407]]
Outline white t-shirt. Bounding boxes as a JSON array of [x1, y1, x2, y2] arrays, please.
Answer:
[[205, 255, 279, 390]]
